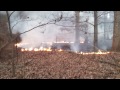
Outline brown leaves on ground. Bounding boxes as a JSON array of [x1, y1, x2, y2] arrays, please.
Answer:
[[0, 51, 120, 79]]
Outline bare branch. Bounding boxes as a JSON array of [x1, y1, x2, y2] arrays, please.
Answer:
[[97, 11, 111, 18], [20, 15, 63, 35], [98, 21, 113, 25], [83, 21, 94, 26], [55, 20, 94, 27], [9, 11, 15, 18], [20, 21, 53, 35], [11, 18, 41, 30], [97, 12, 105, 18]]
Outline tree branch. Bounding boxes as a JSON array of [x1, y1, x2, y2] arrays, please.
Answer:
[[9, 11, 15, 18], [97, 11, 111, 18], [11, 19, 41, 30], [0, 13, 63, 52]]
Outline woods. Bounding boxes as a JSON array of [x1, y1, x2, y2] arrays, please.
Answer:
[[0, 11, 120, 79], [0, 11, 115, 53]]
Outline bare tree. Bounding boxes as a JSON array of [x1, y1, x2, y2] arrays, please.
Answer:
[[75, 11, 80, 43], [74, 11, 80, 52], [94, 11, 98, 52], [6, 11, 16, 77]]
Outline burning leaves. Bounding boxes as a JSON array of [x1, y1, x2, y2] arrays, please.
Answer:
[[76, 50, 110, 55], [15, 42, 110, 55], [20, 47, 110, 55], [20, 47, 52, 52]]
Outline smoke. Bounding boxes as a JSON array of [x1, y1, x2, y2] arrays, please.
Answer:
[[10, 11, 60, 48], [10, 11, 113, 51], [18, 24, 61, 48]]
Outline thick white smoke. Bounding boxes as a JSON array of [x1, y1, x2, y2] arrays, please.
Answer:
[[9, 11, 113, 51]]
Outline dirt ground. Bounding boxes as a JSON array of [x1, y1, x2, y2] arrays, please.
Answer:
[[0, 51, 120, 79]]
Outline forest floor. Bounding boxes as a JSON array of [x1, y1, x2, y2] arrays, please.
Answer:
[[0, 50, 120, 79]]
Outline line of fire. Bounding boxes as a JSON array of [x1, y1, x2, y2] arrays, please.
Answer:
[[1, 11, 120, 79], [14, 41, 110, 55]]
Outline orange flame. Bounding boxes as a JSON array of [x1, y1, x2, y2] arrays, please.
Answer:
[[34, 48, 39, 51], [21, 49, 25, 52], [46, 47, 52, 51], [58, 49, 63, 52], [20, 47, 52, 52], [15, 43, 110, 54], [28, 47, 33, 51], [77, 50, 110, 55]]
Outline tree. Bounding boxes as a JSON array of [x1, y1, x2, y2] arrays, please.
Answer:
[[112, 11, 120, 51], [74, 11, 80, 52], [0, 12, 10, 45], [6, 11, 16, 77], [0, 12, 10, 57], [0, 11, 63, 77], [94, 11, 98, 52]]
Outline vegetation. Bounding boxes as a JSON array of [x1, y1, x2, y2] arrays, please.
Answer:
[[0, 11, 120, 79]]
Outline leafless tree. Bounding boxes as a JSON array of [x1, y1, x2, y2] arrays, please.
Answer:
[[94, 11, 98, 52], [75, 11, 80, 49]]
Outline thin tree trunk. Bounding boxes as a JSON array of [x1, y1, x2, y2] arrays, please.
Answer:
[[104, 13, 106, 48], [94, 11, 98, 52], [6, 11, 15, 77], [75, 11, 80, 44], [6, 11, 12, 38], [74, 11, 80, 52]]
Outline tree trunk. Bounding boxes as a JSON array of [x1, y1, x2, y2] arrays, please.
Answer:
[[6, 11, 15, 77], [75, 11, 80, 44], [0, 12, 10, 48], [74, 11, 80, 52], [6, 11, 12, 38], [112, 11, 120, 51], [94, 11, 98, 52]]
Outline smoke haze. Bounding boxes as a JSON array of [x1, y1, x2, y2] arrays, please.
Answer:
[[8, 11, 114, 51]]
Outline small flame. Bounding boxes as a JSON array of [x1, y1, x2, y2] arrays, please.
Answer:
[[46, 47, 52, 51], [25, 48, 28, 51], [28, 47, 33, 51], [15, 43, 20, 47], [58, 49, 63, 52], [80, 52, 83, 54], [21, 49, 25, 52], [20, 47, 52, 52], [77, 50, 110, 55], [43, 48, 47, 51], [39, 47, 43, 51], [34, 48, 39, 51]]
